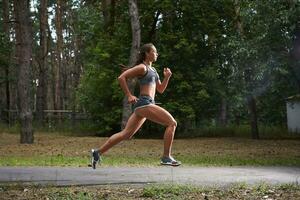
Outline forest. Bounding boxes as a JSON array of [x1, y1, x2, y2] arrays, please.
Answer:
[[0, 0, 299, 143]]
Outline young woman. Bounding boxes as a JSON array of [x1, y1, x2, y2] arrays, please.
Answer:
[[91, 43, 181, 169]]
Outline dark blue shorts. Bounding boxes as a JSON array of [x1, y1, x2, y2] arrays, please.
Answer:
[[133, 95, 155, 112]]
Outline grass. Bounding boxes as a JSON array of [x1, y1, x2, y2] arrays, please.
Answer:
[[1, 183, 299, 200], [141, 183, 300, 199], [142, 184, 198, 199], [0, 132, 299, 167], [183, 124, 300, 139], [2, 122, 300, 139], [1, 154, 299, 167]]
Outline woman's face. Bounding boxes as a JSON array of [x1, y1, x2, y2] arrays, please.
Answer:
[[146, 46, 159, 62]]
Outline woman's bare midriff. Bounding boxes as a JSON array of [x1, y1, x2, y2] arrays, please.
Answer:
[[139, 84, 156, 99]]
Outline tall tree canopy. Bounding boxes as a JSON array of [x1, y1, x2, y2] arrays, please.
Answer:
[[0, 0, 299, 139]]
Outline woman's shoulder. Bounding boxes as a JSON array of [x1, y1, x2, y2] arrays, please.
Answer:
[[133, 63, 147, 72]]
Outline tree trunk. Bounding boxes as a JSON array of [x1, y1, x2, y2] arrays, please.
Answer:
[[217, 97, 227, 126], [14, 0, 34, 144], [244, 69, 259, 139], [290, 19, 300, 92], [5, 67, 10, 124], [55, 0, 64, 119], [247, 95, 259, 139], [71, 36, 82, 127], [101, 0, 115, 34], [121, 0, 141, 129], [234, 0, 259, 139], [69, 8, 83, 127], [3, 0, 10, 124], [48, 24, 56, 111], [36, 0, 48, 124], [234, 0, 244, 37]]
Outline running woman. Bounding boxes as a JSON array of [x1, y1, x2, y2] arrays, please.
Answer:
[[91, 43, 181, 169]]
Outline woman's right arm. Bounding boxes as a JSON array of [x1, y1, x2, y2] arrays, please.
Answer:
[[118, 64, 145, 103]]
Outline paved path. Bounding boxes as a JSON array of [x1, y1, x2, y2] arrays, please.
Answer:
[[0, 166, 299, 187]]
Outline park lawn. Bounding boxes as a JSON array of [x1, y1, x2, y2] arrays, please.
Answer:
[[0, 132, 299, 167], [1, 183, 300, 200]]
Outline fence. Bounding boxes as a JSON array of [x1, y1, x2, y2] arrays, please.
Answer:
[[0, 109, 91, 130]]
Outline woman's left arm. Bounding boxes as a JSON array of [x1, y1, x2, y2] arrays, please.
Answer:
[[157, 68, 172, 93]]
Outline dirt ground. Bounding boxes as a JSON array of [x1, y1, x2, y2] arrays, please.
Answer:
[[1, 133, 300, 199], [0, 132, 299, 162], [1, 183, 300, 200]]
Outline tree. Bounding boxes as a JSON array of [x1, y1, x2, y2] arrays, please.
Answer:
[[36, 0, 48, 123], [67, 1, 84, 125], [2, 0, 11, 124], [101, 0, 115, 34], [14, 0, 34, 143], [121, 0, 141, 129], [55, 0, 64, 112], [234, 0, 259, 139], [59, 0, 300, 136]]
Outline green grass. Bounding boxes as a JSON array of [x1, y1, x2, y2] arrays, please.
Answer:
[[0, 156, 88, 167], [0, 154, 299, 167], [142, 184, 200, 199], [176, 155, 300, 166], [1, 122, 300, 139], [0, 155, 158, 167], [0, 122, 20, 134], [1, 183, 299, 200], [1, 128, 299, 167], [141, 183, 300, 200], [183, 124, 300, 139]]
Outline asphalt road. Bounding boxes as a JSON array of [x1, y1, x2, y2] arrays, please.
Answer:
[[0, 166, 299, 187]]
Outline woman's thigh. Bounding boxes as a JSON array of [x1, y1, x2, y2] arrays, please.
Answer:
[[135, 105, 176, 127]]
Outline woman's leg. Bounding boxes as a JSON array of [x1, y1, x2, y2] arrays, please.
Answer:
[[135, 105, 177, 158], [98, 113, 146, 154]]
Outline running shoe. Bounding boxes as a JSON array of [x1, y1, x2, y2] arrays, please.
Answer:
[[160, 156, 181, 166], [90, 149, 101, 169]]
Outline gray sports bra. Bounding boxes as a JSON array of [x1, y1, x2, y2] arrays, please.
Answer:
[[138, 64, 159, 85]]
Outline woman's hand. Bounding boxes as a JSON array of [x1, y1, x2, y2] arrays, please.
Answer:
[[163, 68, 172, 78], [128, 94, 138, 104]]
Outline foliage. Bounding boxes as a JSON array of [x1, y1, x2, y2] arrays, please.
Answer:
[[0, 0, 300, 136], [77, 65, 123, 134], [74, 0, 300, 135]]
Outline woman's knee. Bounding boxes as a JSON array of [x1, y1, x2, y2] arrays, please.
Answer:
[[167, 119, 177, 128]]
